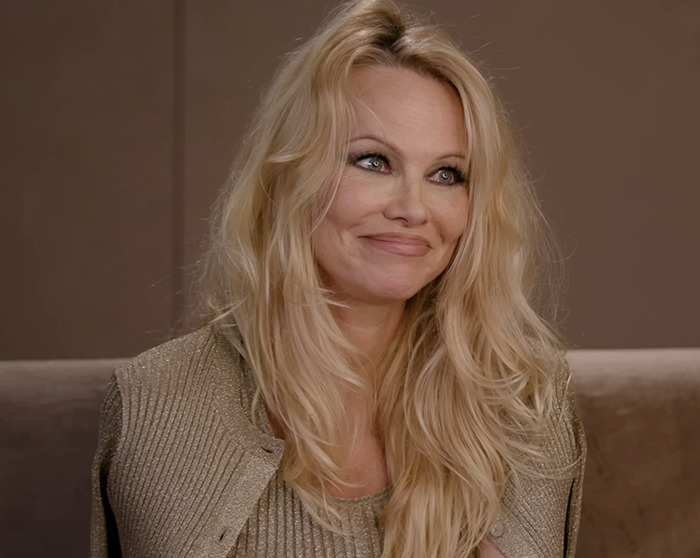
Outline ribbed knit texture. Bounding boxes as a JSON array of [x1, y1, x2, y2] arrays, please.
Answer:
[[230, 356, 390, 557], [229, 468, 389, 557], [91, 326, 585, 557], [491, 357, 586, 557]]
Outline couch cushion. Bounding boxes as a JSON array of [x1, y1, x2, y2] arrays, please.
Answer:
[[570, 348, 700, 558], [0, 359, 122, 557]]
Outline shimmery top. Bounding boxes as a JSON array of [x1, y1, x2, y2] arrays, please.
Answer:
[[91, 326, 585, 557], [229, 468, 390, 557]]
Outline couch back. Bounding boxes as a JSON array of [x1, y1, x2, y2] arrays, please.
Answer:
[[1, 349, 699, 557], [570, 349, 700, 557], [0, 359, 122, 556]]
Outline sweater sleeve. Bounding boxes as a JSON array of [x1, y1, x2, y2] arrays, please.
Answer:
[[90, 374, 124, 557], [490, 357, 587, 558], [563, 366, 587, 557]]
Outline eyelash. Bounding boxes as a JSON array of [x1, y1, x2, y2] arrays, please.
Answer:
[[349, 152, 468, 186], [350, 152, 390, 172]]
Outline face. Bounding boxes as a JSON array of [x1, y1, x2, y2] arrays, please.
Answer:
[[312, 65, 469, 308]]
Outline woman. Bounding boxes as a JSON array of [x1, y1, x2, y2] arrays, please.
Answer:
[[92, 0, 585, 556]]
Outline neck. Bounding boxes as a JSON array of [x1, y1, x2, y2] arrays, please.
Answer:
[[327, 300, 399, 496], [331, 299, 405, 369]]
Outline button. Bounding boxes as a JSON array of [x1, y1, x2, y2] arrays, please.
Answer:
[[490, 522, 505, 538]]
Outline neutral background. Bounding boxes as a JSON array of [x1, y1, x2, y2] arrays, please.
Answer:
[[2, 0, 698, 359]]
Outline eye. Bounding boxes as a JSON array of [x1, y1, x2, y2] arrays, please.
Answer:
[[352, 153, 391, 173], [428, 167, 467, 186]]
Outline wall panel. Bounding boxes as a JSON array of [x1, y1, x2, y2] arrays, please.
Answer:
[[180, 1, 333, 327], [2, 1, 697, 357], [1, 1, 176, 358], [180, 0, 700, 348]]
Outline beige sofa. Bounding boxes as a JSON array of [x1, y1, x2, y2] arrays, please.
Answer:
[[1, 349, 698, 557], [569, 349, 700, 557]]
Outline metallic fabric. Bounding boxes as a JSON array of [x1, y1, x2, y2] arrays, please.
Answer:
[[91, 326, 584, 557]]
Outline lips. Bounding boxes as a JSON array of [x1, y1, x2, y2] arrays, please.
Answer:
[[361, 233, 431, 256]]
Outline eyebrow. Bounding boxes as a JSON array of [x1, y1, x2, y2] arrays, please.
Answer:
[[349, 134, 466, 161]]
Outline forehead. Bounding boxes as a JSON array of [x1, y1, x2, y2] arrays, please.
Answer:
[[346, 65, 466, 151]]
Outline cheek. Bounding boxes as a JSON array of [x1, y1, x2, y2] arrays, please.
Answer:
[[438, 193, 470, 243], [311, 218, 337, 266], [434, 195, 469, 277], [330, 176, 375, 217], [311, 196, 356, 271], [317, 177, 377, 239]]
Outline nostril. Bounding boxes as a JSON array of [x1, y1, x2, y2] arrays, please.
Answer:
[[384, 198, 429, 226]]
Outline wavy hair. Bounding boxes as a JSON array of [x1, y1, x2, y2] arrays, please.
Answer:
[[202, 0, 564, 555]]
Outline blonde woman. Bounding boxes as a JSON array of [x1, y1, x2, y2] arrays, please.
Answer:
[[91, 0, 585, 556]]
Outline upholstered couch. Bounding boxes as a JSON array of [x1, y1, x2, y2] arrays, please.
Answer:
[[1, 348, 699, 557]]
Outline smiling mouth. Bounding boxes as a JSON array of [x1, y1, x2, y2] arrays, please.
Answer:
[[361, 234, 431, 256]]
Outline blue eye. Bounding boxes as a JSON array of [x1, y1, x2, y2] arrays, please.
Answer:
[[353, 153, 390, 173], [429, 167, 466, 186]]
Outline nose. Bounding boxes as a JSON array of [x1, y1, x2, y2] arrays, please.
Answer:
[[383, 175, 429, 226]]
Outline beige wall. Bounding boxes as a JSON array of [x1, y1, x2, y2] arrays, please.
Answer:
[[2, 1, 698, 358]]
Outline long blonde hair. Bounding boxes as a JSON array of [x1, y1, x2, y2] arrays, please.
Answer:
[[202, 0, 564, 555]]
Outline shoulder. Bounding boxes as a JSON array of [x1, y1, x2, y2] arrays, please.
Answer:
[[543, 353, 586, 471], [491, 352, 587, 557], [108, 324, 270, 453], [100, 324, 285, 476], [93, 325, 284, 556], [114, 325, 242, 395]]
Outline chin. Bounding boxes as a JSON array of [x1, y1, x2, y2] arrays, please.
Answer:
[[365, 282, 426, 304]]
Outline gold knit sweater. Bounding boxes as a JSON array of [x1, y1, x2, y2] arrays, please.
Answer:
[[91, 326, 585, 557]]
